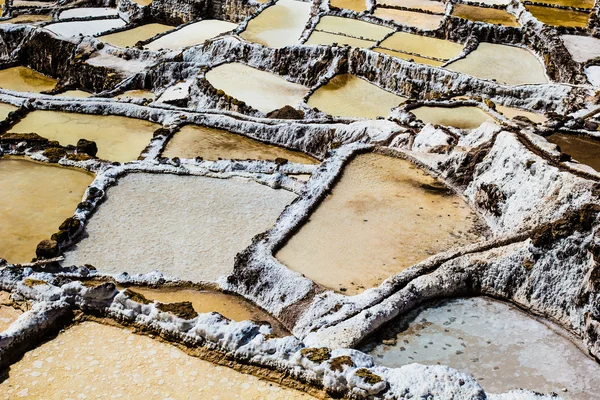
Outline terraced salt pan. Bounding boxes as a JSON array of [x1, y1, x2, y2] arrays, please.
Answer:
[[0, 322, 312, 399], [240, 0, 312, 48], [374, 48, 444, 66], [163, 124, 319, 163], [205, 62, 309, 113], [305, 30, 376, 48], [411, 106, 496, 129], [11, 0, 54, 7], [465, 0, 509, 4], [330, 0, 367, 12], [145, 20, 237, 50], [0, 158, 93, 264], [530, 0, 594, 8], [379, 0, 445, 13], [446, 42, 548, 85], [116, 89, 155, 99], [561, 34, 600, 63], [586, 66, 600, 86], [276, 153, 483, 294], [307, 74, 407, 119], [9, 111, 159, 163], [99, 23, 174, 48], [45, 18, 126, 37], [63, 174, 296, 282], [0, 14, 50, 24], [360, 297, 600, 398], [58, 7, 118, 19], [0, 66, 57, 93], [495, 104, 547, 124], [525, 5, 590, 28], [0, 102, 17, 120], [55, 90, 92, 98], [451, 4, 520, 26], [373, 8, 444, 30], [132, 0, 153, 5], [0, 291, 22, 332], [378, 32, 464, 61], [547, 133, 600, 172], [314, 16, 393, 40]]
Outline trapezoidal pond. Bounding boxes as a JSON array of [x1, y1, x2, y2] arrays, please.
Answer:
[[0, 66, 57, 93], [63, 173, 297, 282], [98, 23, 174, 48], [144, 20, 238, 50], [547, 133, 600, 172], [276, 153, 485, 294], [0, 321, 313, 399], [359, 297, 600, 398], [0, 157, 93, 264], [410, 106, 496, 129]]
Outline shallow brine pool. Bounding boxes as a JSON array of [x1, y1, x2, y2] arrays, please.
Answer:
[[0, 66, 57, 93]]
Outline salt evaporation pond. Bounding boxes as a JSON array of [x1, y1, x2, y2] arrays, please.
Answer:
[[0, 102, 17, 120], [330, 0, 367, 12], [495, 104, 547, 124], [276, 153, 483, 294], [58, 7, 118, 19], [374, 48, 445, 66], [63, 173, 296, 282], [313, 16, 393, 41], [8, 111, 159, 163], [305, 31, 376, 48], [99, 23, 174, 48], [240, 0, 312, 48], [0, 322, 312, 399], [0, 66, 57, 93], [530, 0, 593, 6], [360, 297, 600, 398], [0, 291, 22, 332], [205, 62, 309, 113], [0, 14, 51, 25], [55, 89, 92, 98], [163, 124, 319, 163], [447, 42, 548, 85], [380, 0, 445, 13], [452, 4, 520, 26], [547, 133, 600, 172], [377, 32, 464, 64], [526, 5, 590, 28], [373, 8, 444, 30], [411, 106, 496, 129], [45, 18, 126, 37], [561, 34, 600, 63], [307, 74, 407, 119], [116, 89, 155, 99], [144, 20, 237, 50], [0, 158, 93, 264]]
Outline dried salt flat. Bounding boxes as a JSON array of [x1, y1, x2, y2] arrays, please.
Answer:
[[63, 173, 297, 282], [411, 106, 496, 129], [561, 34, 600, 63], [0, 66, 57, 93], [144, 20, 237, 50], [0, 291, 22, 332], [0, 14, 50, 25], [0, 322, 312, 399], [11, 0, 54, 7], [58, 7, 118, 19], [240, 0, 312, 48], [98, 23, 174, 48], [373, 8, 444, 30], [85, 52, 153, 75], [0, 157, 93, 264], [205, 62, 309, 113], [360, 297, 600, 399], [44, 18, 126, 37], [586, 65, 600, 87]]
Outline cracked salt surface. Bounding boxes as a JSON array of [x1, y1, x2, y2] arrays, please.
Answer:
[[63, 173, 296, 282]]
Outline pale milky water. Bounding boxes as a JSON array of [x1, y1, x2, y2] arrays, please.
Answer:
[[452, 4, 520, 27], [360, 297, 600, 398], [307, 74, 407, 119], [547, 133, 600, 172], [0, 158, 93, 264], [561, 34, 600, 63], [115, 89, 155, 99], [305, 30, 376, 48], [63, 173, 296, 282], [379, 0, 445, 13], [55, 89, 92, 98], [205, 62, 309, 113], [145, 20, 237, 50], [314, 16, 393, 40], [99, 23, 174, 48], [374, 48, 445, 66], [0, 291, 22, 332], [58, 7, 118, 19], [0, 102, 17, 120], [276, 153, 483, 293], [45, 18, 126, 37], [240, 0, 312, 48], [447, 42, 548, 85], [163, 124, 319, 163], [0, 14, 50, 25], [495, 104, 547, 124], [378, 32, 464, 61], [0, 322, 313, 399], [0, 66, 57, 93], [411, 106, 496, 129], [330, 0, 367, 12], [8, 111, 159, 163], [526, 5, 590, 28], [373, 8, 444, 30]]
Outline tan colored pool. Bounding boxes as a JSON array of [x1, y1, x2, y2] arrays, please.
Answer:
[[0, 66, 57, 93], [8, 111, 160, 163], [529, 0, 594, 8], [276, 153, 484, 294], [205, 62, 309, 113], [0, 322, 312, 399], [495, 104, 547, 124], [378, 32, 464, 61], [379, 0, 445, 13], [373, 8, 444, 30], [163, 124, 319, 163], [411, 106, 496, 129], [330, 0, 367, 12], [0, 291, 22, 332], [55, 90, 92, 98], [0, 102, 17, 120], [373, 48, 445, 66], [99, 23, 174, 48], [144, 20, 237, 50], [0, 157, 93, 264], [452, 4, 520, 27], [547, 133, 600, 172], [526, 5, 590, 28], [314, 16, 393, 40], [0, 14, 51, 25], [305, 30, 376, 48]]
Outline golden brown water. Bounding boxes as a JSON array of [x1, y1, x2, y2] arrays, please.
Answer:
[[378, 32, 464, 61], [374, 48, 445, 66], [530, 0, 594, 8], [307, 74, 407, 119], [447, 42, 548, 85], [452, 4, 520, 26], [240, 0, 312, 48], [411, 106, 496, 129], [495, 104, 547, 124], [314, 16, 393, 40], [132, 0, 153, 5], [55, 90, 92, 98], [0, 291, 22, 332], [116, 285, 288, 335], [116, 89, 155, 99], [0, 14, 51, 25], [145, 20, 237, 50], [0, 66, 57, 93], [380, 0, 445, 12], [9, 111, 160, 163], [547, 133, 600, 172], [305, 31, 376, 48], [0, 102, 17, 120], [526, 5, 590, 27], [276, 153, 483, 294], [373, 8, 444, 30], [205, 63, 309, 113], [0, 322, 312, 399], [0, 158, 93, 264], [330, 0, 367, 12], [163, 124, 318, 163], [99, 23, 174, 48]]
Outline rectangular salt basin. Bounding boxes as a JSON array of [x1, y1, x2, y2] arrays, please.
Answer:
[[305, 30, 376, 48], [0, 14, 51, 25], [314, 16, 393, 40], [144, 20, 237, 50], [307, 74, 407, 119], [205, 62, 309, 113], [58, 7, 118, 19], [8, 111, 159, 163], [98, 23, 174, 48], [561, 34, 600, 63], [547, 133, 600, 172], [0, 66, 57, 93], [0, 102, 17, 120], [63, 174, 297, 282], [495, 104, 547, 124], [0, 322, 311, 399], [330, 0, 367, 12], [163, 124, 319, 164], [530, 0, 594, 8], [45, 18, 126, 37], [373, 8, 444, 30], [374, 47, 445, 66], [276, 153, 484, 294], [410, 106, 496, 129], [525, 5, 590, 28], [452, 4, 520, 27], [240, 0, 312, 48], [379, 32, 464, 60], [379, 0, 445, 13], [0, 158, 93, 264]]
